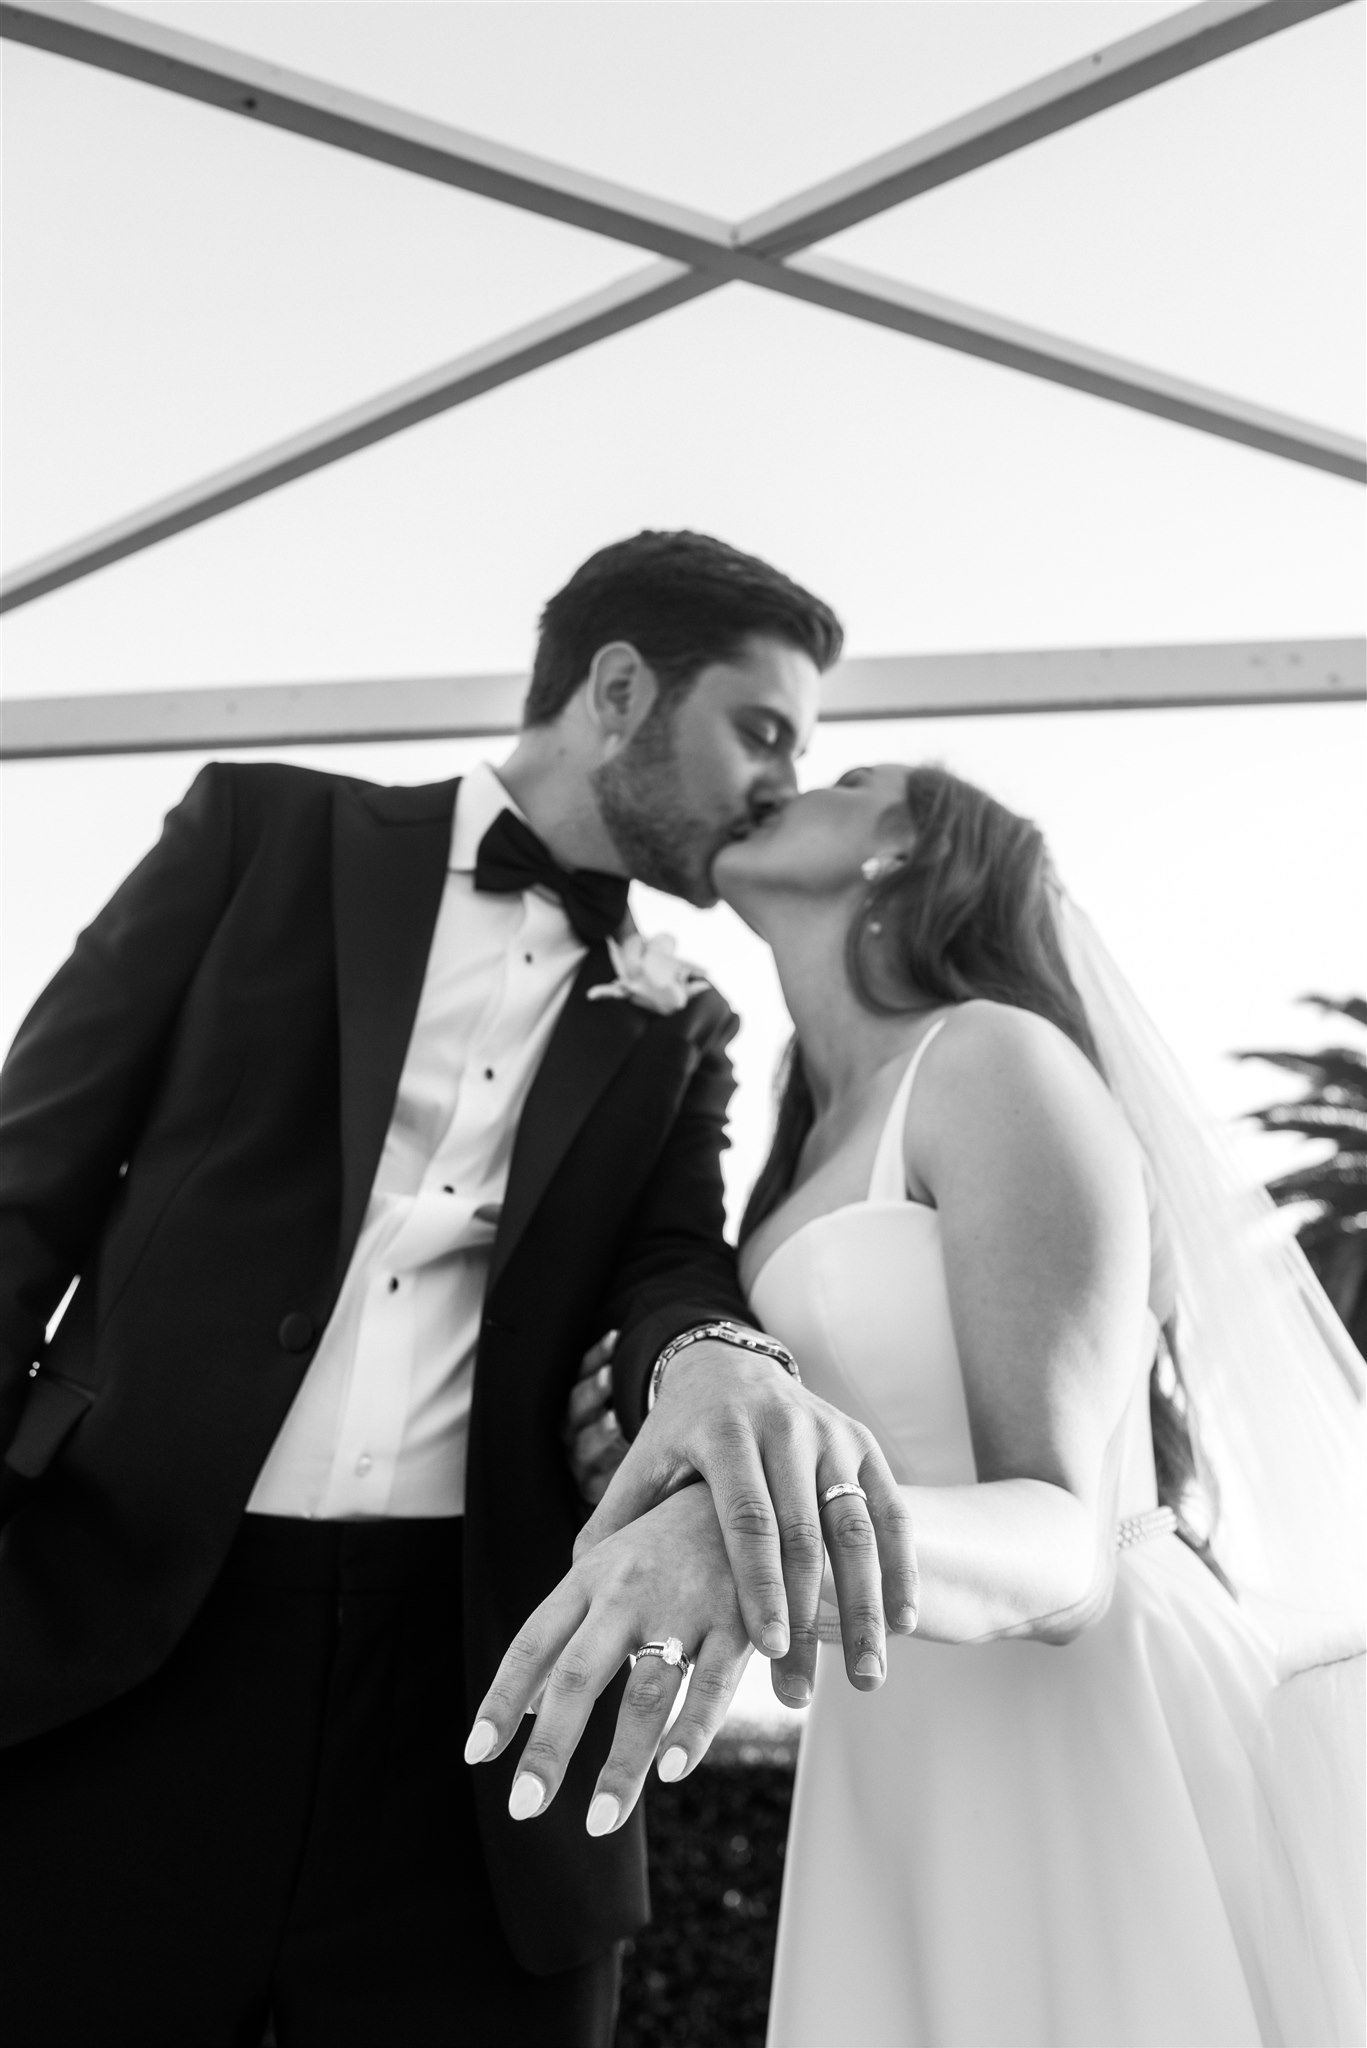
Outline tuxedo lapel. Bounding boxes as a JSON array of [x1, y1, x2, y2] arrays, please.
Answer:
[[332, 777, 457, 1278], [488, 946, 649, 1297]]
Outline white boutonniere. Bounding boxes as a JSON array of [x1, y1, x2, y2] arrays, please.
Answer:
[[587, 934, 709, 1015]]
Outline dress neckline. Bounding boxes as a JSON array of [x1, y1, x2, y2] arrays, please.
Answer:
[[743, 1017, 949, 1298]]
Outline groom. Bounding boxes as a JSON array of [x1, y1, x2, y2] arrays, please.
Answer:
[[0, 532, 909, 2047]]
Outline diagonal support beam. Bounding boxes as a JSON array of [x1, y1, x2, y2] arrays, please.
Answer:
[[0, 263, 714, 611], [769, 256, 1367, 481], [0, 0, 740, 268], [734, 0, 1361, 252], [2, 0, 1362, 615], [3, 0, 1352, 271], [6, 247, 1360, 617]]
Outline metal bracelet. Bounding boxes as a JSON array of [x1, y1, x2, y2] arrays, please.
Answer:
[[647, 1319, 801, 1412]]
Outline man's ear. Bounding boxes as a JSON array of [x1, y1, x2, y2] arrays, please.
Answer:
[[585, 642, 659, 753]]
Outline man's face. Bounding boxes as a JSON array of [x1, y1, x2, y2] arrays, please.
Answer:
[[591, 634, 822, 906]]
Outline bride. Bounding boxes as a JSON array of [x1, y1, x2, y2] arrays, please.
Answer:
[[470, 761, 1364, 2048]]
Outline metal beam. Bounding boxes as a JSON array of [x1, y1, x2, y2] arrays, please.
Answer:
[[0, 0, 744, 267], [735, 0, 1355, 253], [2, 0, 1362, 617], [5, 641, 1360, 759], [4, 0, 1348, 269], [771, 256, 1367, 482], [0, 262, 713, 611], [5, 241, 1360, 618]]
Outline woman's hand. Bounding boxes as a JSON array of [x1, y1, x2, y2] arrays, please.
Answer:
[[563, 1332, 629, 1506], [464, 1483, 754, 1836]]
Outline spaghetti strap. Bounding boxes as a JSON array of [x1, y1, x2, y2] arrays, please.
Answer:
[[865, 1016, 950, 1203]]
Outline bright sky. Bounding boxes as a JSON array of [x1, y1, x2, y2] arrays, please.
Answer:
[[2, 0, 1364, 1731]]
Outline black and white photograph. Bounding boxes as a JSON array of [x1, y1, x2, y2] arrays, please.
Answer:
[[1, 3, 1364, 2044]]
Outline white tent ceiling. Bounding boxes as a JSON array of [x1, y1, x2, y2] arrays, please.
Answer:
[[1, 0, 1362, 741]]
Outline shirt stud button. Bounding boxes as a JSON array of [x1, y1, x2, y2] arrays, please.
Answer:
[[355, 1453, 373, 1476], [483, 1067, 495, 1081], [386, 1276, 400, 1294], [442, 1184, 455, 1194]]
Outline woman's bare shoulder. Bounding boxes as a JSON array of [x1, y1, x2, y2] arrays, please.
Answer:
[[912, 998, 1140, 1178]]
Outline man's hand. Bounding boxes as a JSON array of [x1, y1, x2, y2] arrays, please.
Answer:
[[577, 1340, 919, 1709], [563, 1332, 629, 1505], [465, 1483, 753, 1834]]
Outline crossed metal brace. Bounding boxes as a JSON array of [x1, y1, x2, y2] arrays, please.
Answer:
[[2, 0, 1364, 618]]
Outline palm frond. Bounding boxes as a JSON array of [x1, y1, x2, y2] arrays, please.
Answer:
[[1266, 1156, 1367, 1209], [1235, 1047, 1367, 1098], [1250, 1105, 1367, 1150], [1300, 994, 1367, 1030]]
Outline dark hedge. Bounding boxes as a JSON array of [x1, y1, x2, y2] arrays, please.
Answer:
[[617, 1736, 797, 2048]]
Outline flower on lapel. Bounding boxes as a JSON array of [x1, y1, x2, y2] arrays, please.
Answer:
[[587, 934, 708, 1016]]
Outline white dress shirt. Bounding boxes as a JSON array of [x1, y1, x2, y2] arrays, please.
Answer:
[[247, 762, 588, 1519]]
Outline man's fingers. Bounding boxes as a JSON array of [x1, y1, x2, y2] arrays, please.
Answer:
[[706, 1447, 792, 1662], [859, 1450, 919, 1634], [755, 1433, 825, 1709], [819, 1480, 886, 1691]]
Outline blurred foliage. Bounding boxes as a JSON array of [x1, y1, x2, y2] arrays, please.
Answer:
[[1238, 994, 1367, 1359], [619, 1736, 797, 2048]]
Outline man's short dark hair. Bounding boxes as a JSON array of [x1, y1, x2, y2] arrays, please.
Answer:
[[522, 530, 844, 726]]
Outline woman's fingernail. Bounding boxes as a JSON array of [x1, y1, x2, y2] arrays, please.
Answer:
[[855, 1651, 883, 1679], [895, 1604, 918, 1633], [464, 1718, 498, 1764], [761, 1622, 789, 1656], [658, 1746, 689, 1782], [508, 1773, 546, 1820], [586, 1792, 621, 1836], [779, 1674, 812, 1706]]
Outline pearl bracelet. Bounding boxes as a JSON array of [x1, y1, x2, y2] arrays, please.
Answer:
[[647, 1320, 801, 1412]]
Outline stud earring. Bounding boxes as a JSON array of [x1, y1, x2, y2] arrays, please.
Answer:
[[861, 851, 907, 884], [866, 920, 883, 936]]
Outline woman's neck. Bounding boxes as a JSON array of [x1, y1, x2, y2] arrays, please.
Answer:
[[762, 897, 931, 1117]]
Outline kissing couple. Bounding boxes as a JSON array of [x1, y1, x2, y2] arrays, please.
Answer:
[[1, 530, 1361, 2048]]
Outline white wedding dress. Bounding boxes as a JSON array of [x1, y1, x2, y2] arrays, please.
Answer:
[[751, 1022, 1365, 2048]]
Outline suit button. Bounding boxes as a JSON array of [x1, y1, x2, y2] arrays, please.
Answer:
[[277, 1312, 316, 1354]]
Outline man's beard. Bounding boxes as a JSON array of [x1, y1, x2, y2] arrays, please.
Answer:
[[590, 705, 718, 905]]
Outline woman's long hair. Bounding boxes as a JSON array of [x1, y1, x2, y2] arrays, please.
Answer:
[[741, 764, 1223, 1578]]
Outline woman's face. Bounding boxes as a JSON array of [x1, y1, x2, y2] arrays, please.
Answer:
[[714, 763, 913, 922]]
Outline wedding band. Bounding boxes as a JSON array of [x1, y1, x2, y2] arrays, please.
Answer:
[[819, 1482, 868, 1511], [631, 1636, 694, 1679]]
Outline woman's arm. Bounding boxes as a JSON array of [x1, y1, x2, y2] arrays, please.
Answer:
[[887, 999, 1152, 1645]]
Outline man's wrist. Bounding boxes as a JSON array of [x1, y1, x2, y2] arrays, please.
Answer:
[[647, 1320, 801, 1412]]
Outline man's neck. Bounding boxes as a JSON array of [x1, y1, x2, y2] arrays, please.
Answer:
[[495, 731, 626, 876]]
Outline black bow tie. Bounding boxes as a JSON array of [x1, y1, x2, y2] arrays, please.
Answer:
[[473, 809, 629, 946]]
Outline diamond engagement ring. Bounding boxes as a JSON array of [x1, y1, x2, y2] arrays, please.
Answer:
[[631, 1636, 694, 1678], [819, 1482, 868, 1511]]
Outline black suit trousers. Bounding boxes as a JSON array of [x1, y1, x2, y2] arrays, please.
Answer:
[[0, 1516, 621, 2048]]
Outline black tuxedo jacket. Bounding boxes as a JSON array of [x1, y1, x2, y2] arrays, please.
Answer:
[[0, 761, 751, 1972]]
